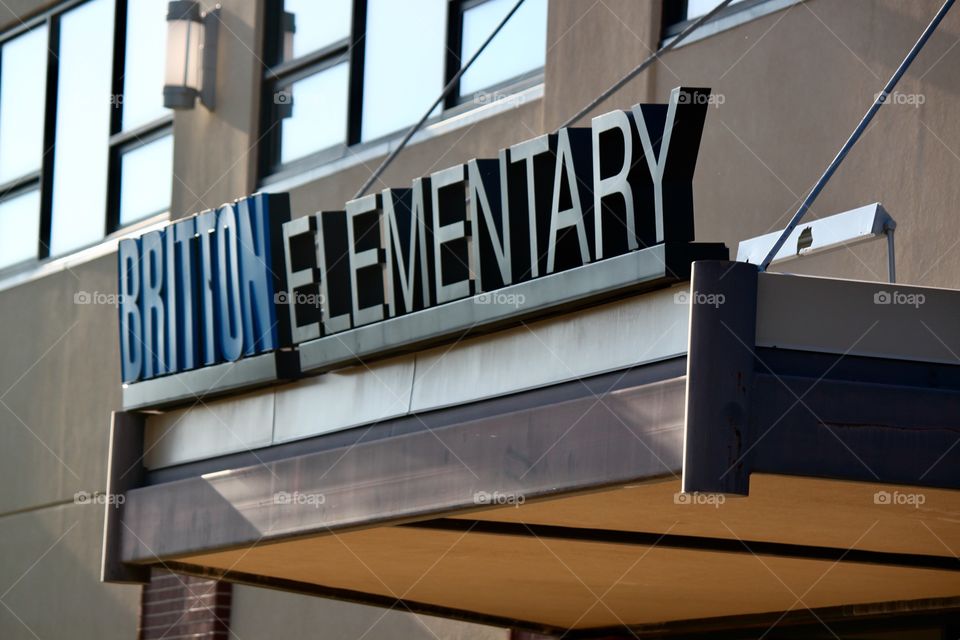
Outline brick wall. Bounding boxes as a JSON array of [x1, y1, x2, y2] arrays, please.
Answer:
[[139, 569, 232, 640]]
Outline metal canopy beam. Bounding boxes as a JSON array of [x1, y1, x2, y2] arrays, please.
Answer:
[[750, 372, 960, 489], [117, 360, 688, 563], [680, 261, 960, 494]]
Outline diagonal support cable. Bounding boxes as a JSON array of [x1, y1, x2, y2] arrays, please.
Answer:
[[759, 0, 955, 271], [354, 0, 528, 198], [356, 0, 738, 198], [559, 0, 735, 128]]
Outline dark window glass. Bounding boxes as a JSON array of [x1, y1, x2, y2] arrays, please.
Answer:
[[459, 0, 547, 97], [49, 0, 115, 255], [361, 0, 447, 141], [0, 26, 48, 183]]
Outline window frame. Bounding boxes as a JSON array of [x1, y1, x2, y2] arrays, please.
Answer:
[[106, 0, 173, 233], [259, 0, 365, 180], [0, 0, 172, 276], [0, 7, 66, 270], [258, 0, 545, 181], [446, 0, 545, 107], [662, 0, 773, 39]]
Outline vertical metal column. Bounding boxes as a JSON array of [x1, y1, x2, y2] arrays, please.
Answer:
[[681, 260, 758, 496]]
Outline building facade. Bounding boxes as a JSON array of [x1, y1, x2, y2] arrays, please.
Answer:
[[0, 0, 958, 638]]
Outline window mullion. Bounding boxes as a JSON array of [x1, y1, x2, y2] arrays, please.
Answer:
[[106, 0, 129, 236], [444, 0, 464, 111], [38, 14, 60, 261], [346, 0, 367, 146]]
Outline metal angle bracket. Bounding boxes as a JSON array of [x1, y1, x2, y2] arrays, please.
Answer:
[[737, 203, 897, 282]]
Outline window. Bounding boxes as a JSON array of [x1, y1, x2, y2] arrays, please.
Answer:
[[0, 26, 47, 186], [261, 0, 548, 176], [456, 0, 547, 99], [109, 0, 173, 228], [0, 25, 48, 269], [49, 0, 116, 255], [663, 0, 761, 37], [0, 191, 42, 270], [361, 0, 447, 142], [260, 0, 359, 172], [0, 0, 172, 271], [686, 0, 746, 18]]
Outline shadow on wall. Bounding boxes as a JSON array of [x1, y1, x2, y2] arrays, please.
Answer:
[[229, 583, 511, 639]]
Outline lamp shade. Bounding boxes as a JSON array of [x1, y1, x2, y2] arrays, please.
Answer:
[[163, 1, 203, 109]]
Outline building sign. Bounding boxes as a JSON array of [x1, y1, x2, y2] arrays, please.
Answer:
[[118, 86, 715, 390], [117, 194, 290, 383]]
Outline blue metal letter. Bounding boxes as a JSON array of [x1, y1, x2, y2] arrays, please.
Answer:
[[236, 193, 290, 354], [195, 210, 220, 366], [140, 231, 166, 378], [118, 238, 142, 383], [216, 204, 244, 361], [167, 217, 198, 372]]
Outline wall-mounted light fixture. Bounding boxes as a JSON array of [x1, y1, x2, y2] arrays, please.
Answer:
[[163, 1, 220, 110]]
